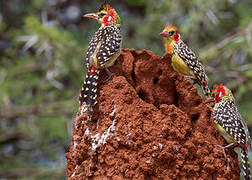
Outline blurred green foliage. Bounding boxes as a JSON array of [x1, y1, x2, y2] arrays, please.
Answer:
[[0, 0, 252, 179]]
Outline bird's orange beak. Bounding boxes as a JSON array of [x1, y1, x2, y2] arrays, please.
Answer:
[[83, 13, 99, 20], [160, 31, 169, 37]]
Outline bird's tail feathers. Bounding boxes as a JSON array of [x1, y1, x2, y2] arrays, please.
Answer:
[[79, 68, 100, 120], [241, 147, 251, 180]]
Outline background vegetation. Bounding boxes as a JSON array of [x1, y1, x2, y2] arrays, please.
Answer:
[[0, 0, 251, 179]]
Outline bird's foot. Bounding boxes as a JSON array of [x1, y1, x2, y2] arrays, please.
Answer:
[[215, 143, 235, 169], [104, 67, 114, 82]]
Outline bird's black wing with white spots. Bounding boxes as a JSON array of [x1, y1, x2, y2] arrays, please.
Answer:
[[96, 25, 121, 67], [85, 27, 104, 68], [174, 40, 207, 82], [213, 101, 247, 145]]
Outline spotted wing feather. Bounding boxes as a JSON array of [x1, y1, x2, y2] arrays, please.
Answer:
[[96, 25, 121, 67], [85, 27, 104, 68], [174, 40, 207, 83], [213, 101, 247, 145]]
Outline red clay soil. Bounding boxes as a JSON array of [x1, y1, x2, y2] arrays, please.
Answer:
[[65, 49, 240, 179]]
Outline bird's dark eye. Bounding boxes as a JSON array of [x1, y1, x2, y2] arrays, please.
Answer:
[[169, 30, 175, 36], [99, 13, 106, 18], [99, 7, 103, 11]]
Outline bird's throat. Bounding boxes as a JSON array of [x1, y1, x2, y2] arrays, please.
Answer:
[[164, 38, 174, 54]]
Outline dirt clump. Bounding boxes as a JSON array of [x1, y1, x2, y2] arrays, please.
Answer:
[[65, 49, 240, 179]]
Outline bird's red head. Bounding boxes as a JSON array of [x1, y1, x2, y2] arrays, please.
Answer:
[[160, 25, 180, 54], [83, 4, 120, 26], [160, 25, 179, 42]]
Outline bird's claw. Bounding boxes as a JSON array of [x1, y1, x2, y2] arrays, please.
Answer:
[[104, 67, 114, 82], [215, 144, 233, 169], [104, 72, 114, 82]]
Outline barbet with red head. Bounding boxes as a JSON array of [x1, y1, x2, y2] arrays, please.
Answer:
[[80, 4, 122, 120], [212, 84, 251, 180], [160, 25, 211, 98]]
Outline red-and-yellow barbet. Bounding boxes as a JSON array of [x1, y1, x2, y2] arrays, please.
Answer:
[[212, 84, 251, 180], [160, 25, 211, 98], [79, 4, 122, 120]]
